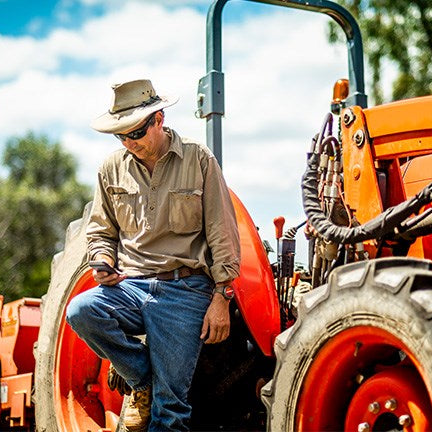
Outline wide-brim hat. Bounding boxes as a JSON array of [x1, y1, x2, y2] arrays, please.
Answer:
[[91, 79, 179, 134]]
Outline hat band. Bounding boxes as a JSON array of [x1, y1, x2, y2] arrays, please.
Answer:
[[109, 95, 162, 115]]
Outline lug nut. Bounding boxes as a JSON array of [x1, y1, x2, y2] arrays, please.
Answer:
[[358, 422, 370, 432], [368, 401, 380, 414], [399, 414, 412, 426], [385, 398, 397, 411]]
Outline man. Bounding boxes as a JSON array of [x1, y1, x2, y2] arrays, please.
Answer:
[[66, 79, 240, 431]]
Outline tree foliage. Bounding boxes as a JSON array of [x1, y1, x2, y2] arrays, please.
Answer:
[[328, 0, 432, 104], [0, 132, 92, 302]]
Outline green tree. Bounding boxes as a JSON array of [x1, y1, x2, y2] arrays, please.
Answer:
[[0, 132, 92, 302], [328, 0, 432, 104]]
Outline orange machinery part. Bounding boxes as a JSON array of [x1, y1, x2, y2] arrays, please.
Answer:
[[340, 96, 432, 260], [400, 154, 432, 260], [0, 295, 41, 428], [341, 95, 432, 218]]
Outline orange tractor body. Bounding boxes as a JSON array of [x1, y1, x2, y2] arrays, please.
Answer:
[[0, 297, 40, 428], [341, 96, 432, 260]]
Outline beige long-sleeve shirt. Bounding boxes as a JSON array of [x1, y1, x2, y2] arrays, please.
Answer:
[[86, 128, 240, 284]]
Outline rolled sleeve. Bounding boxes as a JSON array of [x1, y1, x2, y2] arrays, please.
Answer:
[[86, 172, 119, 262], [202, 156, 241, 283]]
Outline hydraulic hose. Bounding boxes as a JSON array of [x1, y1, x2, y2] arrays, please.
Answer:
[[302, 152, 432, 244], [398, 208, 432, 240]]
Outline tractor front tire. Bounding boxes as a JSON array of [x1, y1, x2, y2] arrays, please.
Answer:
[[262, 257, 432, 431]]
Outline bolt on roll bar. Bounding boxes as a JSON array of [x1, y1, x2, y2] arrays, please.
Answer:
[[196, 0, 368, 166]]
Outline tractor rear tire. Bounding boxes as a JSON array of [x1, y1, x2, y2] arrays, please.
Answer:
[[262, 257, 432, 431], [33, 202, 109, 432]]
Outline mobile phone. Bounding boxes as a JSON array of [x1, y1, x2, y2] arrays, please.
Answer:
[[89, 260, 121, 275]]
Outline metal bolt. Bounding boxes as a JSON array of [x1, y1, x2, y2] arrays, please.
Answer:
[[354, 129, 365, 147], [353, 164, 361, 180], [343, 108, 355, 126], [355, 374, 365, 384], [358, 422, 370, 432], [385, 398, 397, 411], [399, 414, 412, 426], [368, 401, 380, 414]]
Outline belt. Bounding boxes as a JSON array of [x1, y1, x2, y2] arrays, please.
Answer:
[[132, 266, 207, 281]]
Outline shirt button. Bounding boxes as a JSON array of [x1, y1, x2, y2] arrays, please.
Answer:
[[151, 186, 156, 191], [149, 206, 155, 211]]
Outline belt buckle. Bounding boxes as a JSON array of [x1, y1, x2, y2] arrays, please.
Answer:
[[174, 269, 180, 280]]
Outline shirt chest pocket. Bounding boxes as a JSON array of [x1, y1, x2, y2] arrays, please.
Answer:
[[107, 185, 138, 232], [169, 189, 203, 234]]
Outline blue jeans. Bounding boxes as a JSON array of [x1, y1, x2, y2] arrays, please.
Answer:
[[66, 275, 213, 431]]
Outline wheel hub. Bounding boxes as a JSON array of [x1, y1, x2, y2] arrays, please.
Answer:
[[345, 367, 431, 431]]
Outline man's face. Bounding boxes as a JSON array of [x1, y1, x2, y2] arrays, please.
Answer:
[[115, 112, 163, 159], [114, 113, 155, 142]]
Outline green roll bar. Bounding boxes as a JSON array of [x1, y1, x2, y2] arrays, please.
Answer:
[[196, 0, 368, 165]]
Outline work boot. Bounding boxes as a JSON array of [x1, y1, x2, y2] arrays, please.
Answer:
[[124, 387, 152, 431], [107, 363, 132, 396]]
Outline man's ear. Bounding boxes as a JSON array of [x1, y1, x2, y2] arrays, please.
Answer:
[[156, 110, 164, 126]]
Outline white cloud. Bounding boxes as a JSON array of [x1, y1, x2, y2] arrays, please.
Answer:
[[0, 3, 205, 81], [0, 1, 350, 262], [61, 130, 119, 184], [0, 36, 58, 79]]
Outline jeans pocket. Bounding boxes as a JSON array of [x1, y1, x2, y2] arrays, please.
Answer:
[[179, 275, 213, 299], [168, 189, 203, 233]]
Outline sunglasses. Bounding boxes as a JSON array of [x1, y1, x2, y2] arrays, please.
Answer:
[[114, 114, 155, 141]]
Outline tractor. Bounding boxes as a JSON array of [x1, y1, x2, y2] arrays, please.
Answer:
[[1, 0, 432, 430]]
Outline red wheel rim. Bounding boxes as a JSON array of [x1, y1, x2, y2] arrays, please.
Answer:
[[345, 367, 431, 430], [296, 325, 432, 431], [54, 270, 123, 431]]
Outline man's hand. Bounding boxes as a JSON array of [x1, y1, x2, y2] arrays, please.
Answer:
[[92, 254, 127, 286], [200, 294, 230, 344], [93, 269, 127, 286]]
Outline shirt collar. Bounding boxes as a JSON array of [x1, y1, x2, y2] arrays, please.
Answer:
[[164, 127, 184, 159]]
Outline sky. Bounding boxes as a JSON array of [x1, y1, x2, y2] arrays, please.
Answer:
[[0, 0, 354, 263]]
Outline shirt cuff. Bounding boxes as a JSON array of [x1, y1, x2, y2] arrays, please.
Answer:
[[88, 246, 116, 263], [210, 259, 240, 284]]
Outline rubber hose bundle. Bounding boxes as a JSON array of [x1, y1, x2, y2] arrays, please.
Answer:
[[301, 152, 432, 244]]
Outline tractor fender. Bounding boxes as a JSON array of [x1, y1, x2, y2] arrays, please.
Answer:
[[229, 190, 280, 356]]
